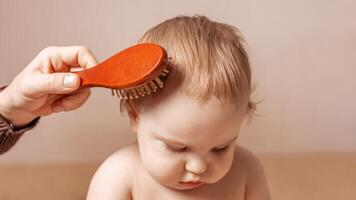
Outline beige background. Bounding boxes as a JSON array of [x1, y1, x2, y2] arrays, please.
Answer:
[[0, 0, 355, 199], [1, 0, 355, 164]]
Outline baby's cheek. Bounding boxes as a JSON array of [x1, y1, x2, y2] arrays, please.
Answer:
[[208, 152, 235, 183], [158, 156, 182, 180], [141, 145, 184, 184]]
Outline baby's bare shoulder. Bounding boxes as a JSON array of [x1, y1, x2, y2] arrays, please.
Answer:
[[225, 146, 260, 184], [234, 146, 261, 169], [96, 142, 140, 176], [109, 142, 141, 166], [233, 146, 271, 200], [86, 142, 140, 200]]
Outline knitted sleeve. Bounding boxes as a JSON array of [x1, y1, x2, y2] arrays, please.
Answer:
[[0, 85, 40, 154]]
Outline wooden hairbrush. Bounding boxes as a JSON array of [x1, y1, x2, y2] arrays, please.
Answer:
[[73, 43, 169, 100]]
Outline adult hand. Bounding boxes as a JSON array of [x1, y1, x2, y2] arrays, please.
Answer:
[[0, 46, 98, 127]]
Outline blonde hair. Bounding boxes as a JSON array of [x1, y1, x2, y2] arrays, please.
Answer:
[[120, 15, 256, 116]]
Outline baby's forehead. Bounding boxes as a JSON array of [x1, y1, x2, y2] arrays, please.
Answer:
[[146, 91, 241, 116], [139, 92, 245, 135], [143, 120, 239, 149]]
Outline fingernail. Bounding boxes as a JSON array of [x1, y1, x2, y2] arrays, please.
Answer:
[[64, 74, 77, 88]]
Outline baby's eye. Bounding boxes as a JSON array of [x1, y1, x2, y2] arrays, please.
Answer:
[[211, 145, 230, 154], [165, 144, 188, 153]]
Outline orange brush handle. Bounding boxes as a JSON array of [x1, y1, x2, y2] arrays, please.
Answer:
[[73, 43, 167, 89]]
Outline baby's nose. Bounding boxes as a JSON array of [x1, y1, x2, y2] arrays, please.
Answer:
[[185, 156, 208, 175]]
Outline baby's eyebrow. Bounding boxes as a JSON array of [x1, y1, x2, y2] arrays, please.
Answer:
[[154, 134, 186, 146], [215, 136, 238, 148], [153, 134, 237, 148]]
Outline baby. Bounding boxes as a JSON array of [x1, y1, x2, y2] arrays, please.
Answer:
[[87, 15, 271, 200]]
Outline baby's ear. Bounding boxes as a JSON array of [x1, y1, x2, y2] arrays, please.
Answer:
[[127, 108, 139, 131]]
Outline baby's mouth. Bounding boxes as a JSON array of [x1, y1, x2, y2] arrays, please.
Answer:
[[178, 181, 204, 188]]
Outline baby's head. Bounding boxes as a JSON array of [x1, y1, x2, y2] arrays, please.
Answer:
[[121, 15, 254, 190]]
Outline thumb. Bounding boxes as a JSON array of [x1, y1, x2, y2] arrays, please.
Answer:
[[29, 73, 81, 98]]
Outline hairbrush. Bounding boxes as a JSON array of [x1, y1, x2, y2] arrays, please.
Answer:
[[73, 43, 169, 100]]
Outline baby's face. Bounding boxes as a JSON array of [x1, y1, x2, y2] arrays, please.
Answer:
[[134, 90, 247, 190]]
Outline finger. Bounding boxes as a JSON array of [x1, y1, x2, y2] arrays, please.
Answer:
[[23, 72, 81, 98], [61, 46, 98, 69], [51, 88, 91, 113], [33, 46, 99, 73]]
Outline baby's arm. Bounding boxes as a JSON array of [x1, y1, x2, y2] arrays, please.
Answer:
[[86, 148, 134, 200], [243, 149, 271, 200]]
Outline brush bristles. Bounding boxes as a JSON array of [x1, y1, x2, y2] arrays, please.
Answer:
[[111, 68, 170, 100]]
